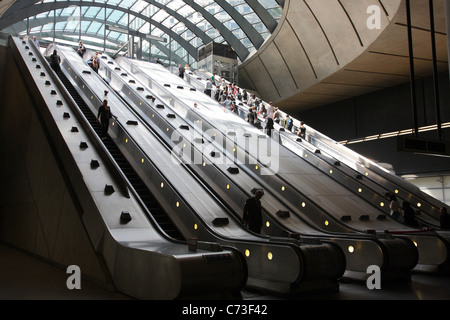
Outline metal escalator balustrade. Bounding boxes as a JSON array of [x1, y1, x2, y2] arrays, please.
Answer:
[[192, 68, 448, 228], [48, 48, 185, 241], [11, 37, 248, 300], [219, 82, 450, 271], [100, 53, 330, 241], [289, 128, 446, 227], [285, 115, 449, 226], [201, 69, 450, 273], [51, 45, 350, 295], [114, 57, 356, 236], [121, 58, 379, 235], [278, 132, 409, 224], [184, 66, 442, 231], [102, 52, 352, 293], [110, 56, 423, 281], [124, 57, 450, 274]]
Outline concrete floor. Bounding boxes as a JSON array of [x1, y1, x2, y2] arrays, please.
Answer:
[[1, 242, 450, 301]]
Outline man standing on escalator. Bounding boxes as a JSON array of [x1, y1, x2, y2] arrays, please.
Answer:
[[97, 100, 118, 140], [265, 102, 275, 138], [243, 189, 264, 234]]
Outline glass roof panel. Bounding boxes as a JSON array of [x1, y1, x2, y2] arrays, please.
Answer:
[[8, 0, 282, 64], [177, 5, 195, 18], [206, 28, 219, 39], [267, 8, 283, 21], [61, 7, 77, 16], [152, 10, 170, 23], [139, 21, 150, 33], [173, 22, 187, 35], [114, 0, 135, 10], [214, 11, 232, 23], [234, 4, 252, 15], [105, 0, 123, 6], [151, 26, 165, 37], [89, 21, 103, 34], [227, 0, 245, 5], [194, 0, 216, 7], [161, 16, 179, 29], [130, 15, 145, 30], [243, 12, 261, 24], [259, 0, 279, 8], [35, 12, 49, 19], [80, 20, 91, 33], [166, 0, 186, 12], [106, 9, 125, 23], [84, 7, 101, 19], [42, 23, 53, 32], [130, 0, 149, 13], [55, 21, 67, 31]]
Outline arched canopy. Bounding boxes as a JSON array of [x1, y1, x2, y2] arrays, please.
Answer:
[[0, 0, 283, 67]]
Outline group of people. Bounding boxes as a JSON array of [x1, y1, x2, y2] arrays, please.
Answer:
[[77, 40, 100, 73], [389, 194, 450, 230], [31, 39, 450, 235], [23, 35, 40, 48], [87, 51, 100, 73], [389, 194, 419, 226], [242, 190, 450, 235], [246, 99, 306, 139], [207, 74, 307, 139], [54, 39, 114, 140], [79, 41, 117, 139]]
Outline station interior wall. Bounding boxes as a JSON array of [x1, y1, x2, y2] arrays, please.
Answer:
[[0, 44, 114, 289]]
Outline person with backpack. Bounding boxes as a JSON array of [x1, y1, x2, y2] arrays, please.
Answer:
[[285, 115, 294, 132], [77, 40, 86, 58]]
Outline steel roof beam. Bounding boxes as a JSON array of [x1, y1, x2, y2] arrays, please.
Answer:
[[182, 0, 249, 60], [0, 1, 199, 58]]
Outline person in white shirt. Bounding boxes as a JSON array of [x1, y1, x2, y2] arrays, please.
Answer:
[[32, 36, 40, 48], [266, 102, 275, 137], [204, 79, 213, 97]]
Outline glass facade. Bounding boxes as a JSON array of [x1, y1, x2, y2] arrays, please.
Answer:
[[1, 0, 283, 68]]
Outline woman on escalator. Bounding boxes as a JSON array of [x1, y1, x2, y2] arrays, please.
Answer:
[[389, 194, 401, 220], [77, 40, 86, 58]]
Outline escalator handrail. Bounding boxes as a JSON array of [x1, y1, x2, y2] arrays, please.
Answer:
[[117, 57, 380, 237], [38, 42, 130, 199], [43, 43, 200, 244]]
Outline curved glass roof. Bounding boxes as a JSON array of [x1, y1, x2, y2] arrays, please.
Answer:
[[0, 0, 284, 68]]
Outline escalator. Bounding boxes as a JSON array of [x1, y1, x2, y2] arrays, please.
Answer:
[[173, 62, 450, 273], [54, 66, 184, 241], [192, 68, 448, 229], [109, 55, 422, 282], [45, 43, 348, 295], [7, 35, 248, 300], [228, 89, 450, 272]]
